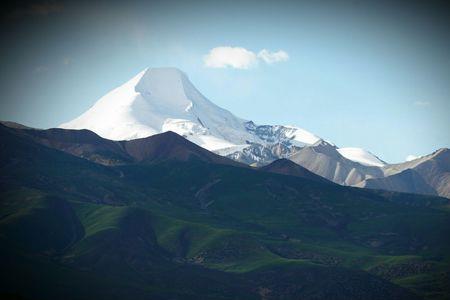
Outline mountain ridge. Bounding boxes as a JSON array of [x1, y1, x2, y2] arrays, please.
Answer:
[[0, 122, 243, 168], [4, 120, 449, 198], [260, 158, 332, 184], [4, 67, 449, 198]]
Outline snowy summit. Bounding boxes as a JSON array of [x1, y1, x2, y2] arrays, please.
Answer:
[[61, 68, 249, 150], [60, 67, 382, 166]]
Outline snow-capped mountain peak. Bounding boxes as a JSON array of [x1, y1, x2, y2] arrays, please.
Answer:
[[55, 67, 450, 199], [59, 67, 384, 167], [60, 67, 254, 150]]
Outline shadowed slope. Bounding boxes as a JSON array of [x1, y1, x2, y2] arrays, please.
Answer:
[[260, 158, 332, 184], [121, 131, 244, 167], [1, 122, 243, 168]]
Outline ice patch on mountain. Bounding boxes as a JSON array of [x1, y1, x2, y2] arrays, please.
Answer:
[[337, 147, 386, 167]]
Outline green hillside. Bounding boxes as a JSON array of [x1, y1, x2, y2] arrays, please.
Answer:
[[1, 125, 449, 299]]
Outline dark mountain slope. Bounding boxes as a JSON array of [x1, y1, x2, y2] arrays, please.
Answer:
[[22, 127, 133, 165], [0, 190, 84, 254], [260, 158, 332, 184], [1, 122, 243, 167], [1, 122, 448, 299], [120, 131, 244, 167]]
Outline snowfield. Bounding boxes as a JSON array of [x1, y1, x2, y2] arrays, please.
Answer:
[[337, 147, 386, 167]]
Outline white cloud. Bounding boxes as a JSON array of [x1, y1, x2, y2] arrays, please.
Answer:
[[204, 46, 289, 69], [406, 154, 419, 161], [413, 100, 430, 107], [257, 49, 289, 64], [203, 47, 258, 69]]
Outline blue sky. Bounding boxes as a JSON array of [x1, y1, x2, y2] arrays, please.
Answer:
[[1, 0, 449, 163]]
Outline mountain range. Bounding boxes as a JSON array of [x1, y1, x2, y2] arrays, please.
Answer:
[[1, 122, 449, 299], [1, 66, 449, 299], [58, 67, 449, 199]]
